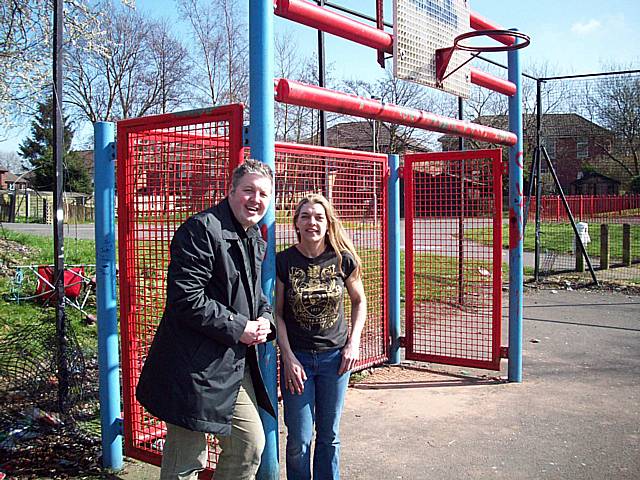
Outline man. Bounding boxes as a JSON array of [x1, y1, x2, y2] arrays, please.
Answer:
[[136, 159, 276, 480]]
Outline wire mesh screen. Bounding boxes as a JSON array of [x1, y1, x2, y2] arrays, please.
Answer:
[[273, 143, 389, 369], [528, 71, 640, 284], [405, 150, 503, 370], [117, 105, 244, 470]]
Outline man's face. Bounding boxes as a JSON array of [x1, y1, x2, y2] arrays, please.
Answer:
[[228, 173, 272, 229]]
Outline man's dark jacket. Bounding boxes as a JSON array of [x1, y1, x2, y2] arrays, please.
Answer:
[[136, 199, 276, 435]]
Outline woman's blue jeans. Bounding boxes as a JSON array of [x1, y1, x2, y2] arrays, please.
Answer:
[[282, 348, 351, 480]]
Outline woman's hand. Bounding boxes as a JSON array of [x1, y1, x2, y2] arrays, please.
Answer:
[[339, 338, 360, 375], [283, 352, 307, 395]]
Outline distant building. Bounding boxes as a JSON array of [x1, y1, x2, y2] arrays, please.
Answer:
[[439, 113, 616, 194], [569, 171, 620, 195], [0, 169, 30, 190], [305, 121, 429, 154]]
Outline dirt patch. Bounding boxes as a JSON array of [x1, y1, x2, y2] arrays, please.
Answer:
[[351, 364, 504, 389], [0, 236, 37, 273]]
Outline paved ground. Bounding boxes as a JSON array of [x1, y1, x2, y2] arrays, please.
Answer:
[[110, 287, 639, 480], [3, 222, 637, 478]]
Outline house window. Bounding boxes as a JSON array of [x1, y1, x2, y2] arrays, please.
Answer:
[[576, 138, 589, 159]]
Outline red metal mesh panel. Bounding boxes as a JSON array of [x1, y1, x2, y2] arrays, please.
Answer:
[[117, 105, 243, 471], [405, 150, 503, 370], [525, 195, 640, 279], [273, 143, 389, 369]]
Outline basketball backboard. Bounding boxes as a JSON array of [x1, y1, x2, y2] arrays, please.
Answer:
[[393, 0, 471, 98]]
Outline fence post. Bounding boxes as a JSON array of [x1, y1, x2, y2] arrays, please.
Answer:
[[388, 154, 401, 365], [94, 121, 123, 470], [600, 224, 609, 270], [43, 198, 50, 224], [575, 245, 584, 272], [622, 224, 631, 266]]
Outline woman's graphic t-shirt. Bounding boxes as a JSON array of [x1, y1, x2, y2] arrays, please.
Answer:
[[276, 246, 356, 352]]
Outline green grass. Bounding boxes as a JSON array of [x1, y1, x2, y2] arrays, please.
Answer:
[[0, 229, 99, 352], [467, 222, 640, 260]]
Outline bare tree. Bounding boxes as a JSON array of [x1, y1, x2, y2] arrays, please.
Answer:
[[274, 31, 317, 142], [177, 0, 249, 107], [66, 3, 191, 122], [147, 19, 192, 114], [584, 71, 640, 178], [342, 69, 442, 152], [0, 150, 25, 172]]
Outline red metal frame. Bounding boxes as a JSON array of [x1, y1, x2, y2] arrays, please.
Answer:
[[274, 0, 516, 96], [470, 66, 517, 96], [116, 105, 244, 469], [404, 149, 503, 371], [469, 12, 516, 46], [276, 79, 517, 146]]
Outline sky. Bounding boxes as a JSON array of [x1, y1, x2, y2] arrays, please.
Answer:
[[1, 0, 639, 157]]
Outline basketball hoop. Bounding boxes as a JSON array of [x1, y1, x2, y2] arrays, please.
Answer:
[[436, 29, 530, 86]]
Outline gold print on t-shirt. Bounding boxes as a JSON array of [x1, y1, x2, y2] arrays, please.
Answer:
[[289, 264, 342, 331]]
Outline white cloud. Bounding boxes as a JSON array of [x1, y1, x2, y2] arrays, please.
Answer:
[[571, 19, 602, 35]]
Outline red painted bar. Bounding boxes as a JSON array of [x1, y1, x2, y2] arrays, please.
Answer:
[[275, 0, 393, 52], [275, 78, 517, 146], [470, 67, 516, 96], [470, 11, 516, 45], [276, 0, 516, 96]]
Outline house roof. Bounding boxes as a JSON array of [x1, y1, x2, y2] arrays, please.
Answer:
[[305, 121, 428, 153], [3, 171, 21, 183], [570, 171, 621, 186], [438, 113, 613, 143]]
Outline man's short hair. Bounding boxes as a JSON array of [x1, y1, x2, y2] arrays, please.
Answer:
[[230, 159, 274, 191]]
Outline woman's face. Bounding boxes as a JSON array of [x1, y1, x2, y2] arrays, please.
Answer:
[[296, 202, 328, 244]]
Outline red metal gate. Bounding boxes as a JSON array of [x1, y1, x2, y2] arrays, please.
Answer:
[[117, 105, 244, 469], [404, 149, 504, 370]]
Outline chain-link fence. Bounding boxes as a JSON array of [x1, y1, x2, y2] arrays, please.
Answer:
[[527, 71, 640, 285]]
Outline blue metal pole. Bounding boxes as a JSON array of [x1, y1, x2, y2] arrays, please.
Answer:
[[507, 33, 524, 382], [94, 122, 123, 469], [249, 1, 279, 478], [388, 154, 401, 364]]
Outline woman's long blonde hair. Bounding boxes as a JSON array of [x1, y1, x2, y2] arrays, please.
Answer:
[[293, 193, 362, 279]]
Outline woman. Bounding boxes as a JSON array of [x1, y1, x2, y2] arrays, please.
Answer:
[[276, 193, 367, 480]]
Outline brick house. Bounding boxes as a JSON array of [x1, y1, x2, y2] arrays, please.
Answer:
[[439, 113, 616, 194], [0, 169, 30, 190]]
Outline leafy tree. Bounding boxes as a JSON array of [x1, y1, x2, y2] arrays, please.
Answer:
[[18, 96, 92, 193]]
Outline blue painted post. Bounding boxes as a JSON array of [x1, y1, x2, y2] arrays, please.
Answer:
[[388, 154, 402, 364], [94, 122, 123, 469], [249, 1, 279, 478], [507, 33, 524, 382]]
